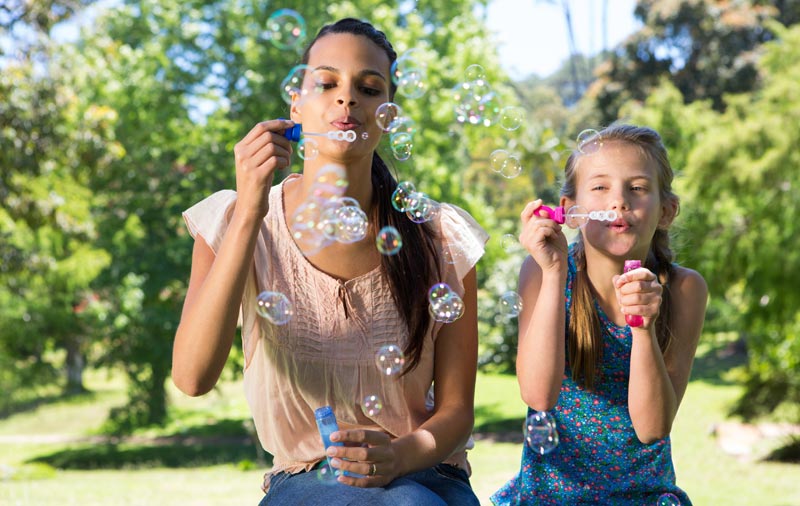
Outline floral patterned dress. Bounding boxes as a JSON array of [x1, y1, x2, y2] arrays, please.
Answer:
[[491, 246, 692, 505]]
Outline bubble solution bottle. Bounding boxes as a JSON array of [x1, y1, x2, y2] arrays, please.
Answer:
[[623, 260, 644, 328], [314, 406, 363, 478]]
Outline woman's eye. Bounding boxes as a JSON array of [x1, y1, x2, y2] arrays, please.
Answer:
[[316, 82, 336, 90], [360, 86, 381, 96]]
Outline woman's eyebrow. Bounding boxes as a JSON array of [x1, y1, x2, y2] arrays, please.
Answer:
[[311, 66, 387, 82]]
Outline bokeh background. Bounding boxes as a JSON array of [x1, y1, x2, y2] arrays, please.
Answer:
[[1, 1, 799, 504]]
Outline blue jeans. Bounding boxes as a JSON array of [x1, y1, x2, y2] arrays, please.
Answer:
[[258, 463, 480, 506]]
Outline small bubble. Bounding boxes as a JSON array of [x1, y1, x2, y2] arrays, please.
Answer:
[[297, 138, 319, 160], [375, 344, 406, 376], [464, 64, 486, 82], [391, 181, 418, 212], [501, 234, 519, 253], [255, 291, 294, 325], [263, 9, 307, 51], [376, 226, 402, 255], [362, 394, 384, 417], [375, 102, 402, 132], [279, 64, 308, 105], [498, 106, 525, 131], [576, 128, 602, 154], [525, 411, 559, 455], [390, 132, 413, 161], [656, 493, 681, 506], [428, 283, 453, 304], [498, 291, 523, 318]]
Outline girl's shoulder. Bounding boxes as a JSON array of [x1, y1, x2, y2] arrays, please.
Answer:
[[669, 265, 708, 305]]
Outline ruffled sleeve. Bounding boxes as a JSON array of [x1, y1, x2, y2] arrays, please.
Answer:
[[437, 203, 489, 291], [182, 190, 238, 252]]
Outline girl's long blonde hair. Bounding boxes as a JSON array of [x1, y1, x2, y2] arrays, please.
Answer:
[[562, 124, 679, 390]]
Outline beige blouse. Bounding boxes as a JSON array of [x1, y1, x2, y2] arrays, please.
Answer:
[[183, 175, 488, 491]]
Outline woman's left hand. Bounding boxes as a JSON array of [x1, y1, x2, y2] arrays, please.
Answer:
[[613, 267, 663, 329], [327, 429, 398, 487]]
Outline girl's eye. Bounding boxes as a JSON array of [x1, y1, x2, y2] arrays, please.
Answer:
[[315, 82, 336, 90], [591, 185, 606, 191], [631, 185, 647, 192]]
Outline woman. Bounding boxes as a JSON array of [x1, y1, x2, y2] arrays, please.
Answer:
[[172, 18, 487, 506]]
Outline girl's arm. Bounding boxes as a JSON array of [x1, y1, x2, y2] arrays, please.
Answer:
[[516, 199, 570, 411], [624, 266, 708, 442], [172, 120, 293, 396], [516, 256, 568, 410]]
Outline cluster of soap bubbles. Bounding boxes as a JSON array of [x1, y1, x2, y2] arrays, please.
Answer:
[[525, 410, 560, 455], [489, 148, 523, 179], [428, 283, 465, 323], [359, 344, 407, 419], [286, 164, 369, 255], [392, 181, 441, 224]]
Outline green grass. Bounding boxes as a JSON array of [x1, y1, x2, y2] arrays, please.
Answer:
[[2, 338, 799, 505]]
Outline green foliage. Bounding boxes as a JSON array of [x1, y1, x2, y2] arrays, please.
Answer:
[[590, 0, 800, 124], [623, 21, 800, 420]]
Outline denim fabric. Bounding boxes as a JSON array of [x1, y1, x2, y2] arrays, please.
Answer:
[[259, 464, 480, 506]]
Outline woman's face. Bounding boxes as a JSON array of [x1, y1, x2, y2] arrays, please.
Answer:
[[291, 32, 392, 163]]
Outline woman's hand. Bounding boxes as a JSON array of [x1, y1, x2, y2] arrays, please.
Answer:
[[232, 118, 294, 220], [613, 267, 663, 330], [519, 199, 569, 273], [326, 429, 398, 488]]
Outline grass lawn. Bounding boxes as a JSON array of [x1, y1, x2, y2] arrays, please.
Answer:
[[2, 336, 799, 505]]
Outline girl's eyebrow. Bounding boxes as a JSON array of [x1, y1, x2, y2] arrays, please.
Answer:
[[311, 65, 387, 82]]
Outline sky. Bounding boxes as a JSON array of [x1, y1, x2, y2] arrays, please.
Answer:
[[7, 0, 641, 81], [485, 0, 641, 79]]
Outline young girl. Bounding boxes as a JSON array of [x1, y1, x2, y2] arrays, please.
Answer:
[[492, 124, 708, 505], [172, 18, 486, 506]]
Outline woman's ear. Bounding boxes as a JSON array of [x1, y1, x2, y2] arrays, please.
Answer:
[[658, 197, 680, 229], [289, 92, 302, 123]]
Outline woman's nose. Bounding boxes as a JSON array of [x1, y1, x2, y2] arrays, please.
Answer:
[[336, 89, 357, 106]]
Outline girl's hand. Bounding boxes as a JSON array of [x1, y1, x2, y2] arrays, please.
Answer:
[[232, 119, 294, 219], [613, 267, 663, 329], [519, 199, 569, 273], [326, 429, 397, 488]]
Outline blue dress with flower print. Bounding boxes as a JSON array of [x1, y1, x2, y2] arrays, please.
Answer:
[[491, 246, 692, 505]]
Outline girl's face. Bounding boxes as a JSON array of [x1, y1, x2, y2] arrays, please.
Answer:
[[291, 32, 391, 163], [564, 141, 675, 260]]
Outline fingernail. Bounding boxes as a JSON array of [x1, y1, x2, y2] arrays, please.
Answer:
[[330, 458, 342, 468], [330, 432, 340, 441], [326, 447, 336, 457]]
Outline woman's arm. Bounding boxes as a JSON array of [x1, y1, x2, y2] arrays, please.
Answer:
[[626, 266, 708, 442], [328, 268, 480, 486], [391, 266, 480, 475], [172, 119, 293, 396]]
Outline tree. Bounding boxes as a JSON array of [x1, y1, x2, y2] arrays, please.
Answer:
[[623, 21, 800, 421], [589, 0, 800, 124], [51, 0, 516, 429], [0, 5, 118, 406]]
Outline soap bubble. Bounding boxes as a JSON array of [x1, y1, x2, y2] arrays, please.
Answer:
[[391, 181, 419, 212], [499, 106, 525, 131], [489, 149, 510, 173], [656, 493, 681, 506], [316, 462, 338, 484], [430, 292, 465, 323], [576, 128, 602, 155], [376, 226, 402, 255], [390, 132, 414, 161], [264, 9, 307, 51], [525, 411, 559, 455], [428, 283, 454, 304], [255, 291, 294, 325], [375, 344, 405, 376], [464, 64, 486, 83], [279, 64, 308, 104], [297, 138, 318, 160], [498, 291, 523, 318], [362, 394, 384, 417], [375, 102, 402, 132], [406, 194, 440, 223]]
